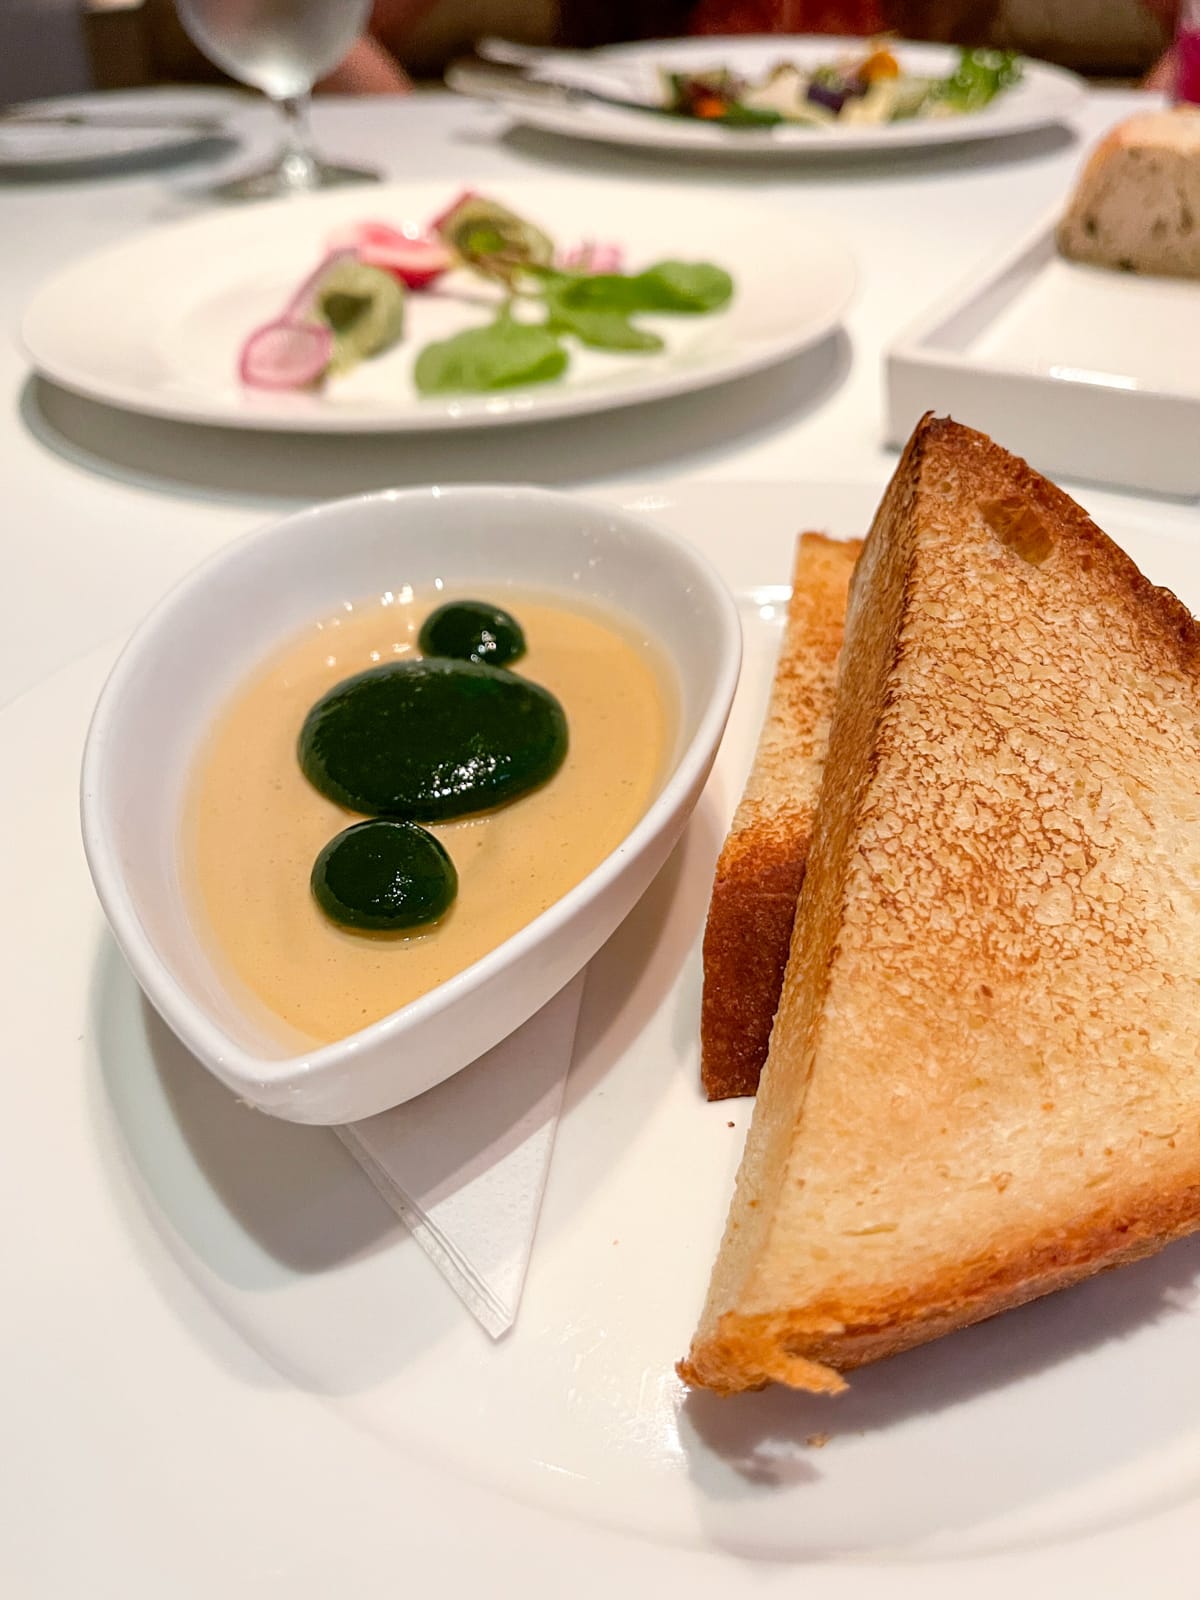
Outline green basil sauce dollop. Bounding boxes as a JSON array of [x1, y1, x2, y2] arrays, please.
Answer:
[[418, 599, 526, 667], [299, 655, 567, 822], [312, 819, 456, 932]]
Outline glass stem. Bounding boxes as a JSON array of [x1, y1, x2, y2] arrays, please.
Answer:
[[277, 92, 319, 191]]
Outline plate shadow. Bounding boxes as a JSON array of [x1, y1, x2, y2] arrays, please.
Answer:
[[477, 119, 1077, 186], [19, 330, 850, 507]]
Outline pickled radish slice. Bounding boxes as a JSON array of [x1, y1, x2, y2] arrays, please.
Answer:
[[238, 318, 333, 390]]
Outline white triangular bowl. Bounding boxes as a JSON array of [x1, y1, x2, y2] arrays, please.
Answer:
[[80, 484, 741, 1124]]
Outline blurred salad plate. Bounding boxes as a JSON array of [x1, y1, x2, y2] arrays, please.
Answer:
[[451, 34, 1085, 156], [0, 92, 230, 170], [21, 178, 854, 434]]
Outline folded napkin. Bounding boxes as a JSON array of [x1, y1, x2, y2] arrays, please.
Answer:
[[335, 972, 585, 1337]]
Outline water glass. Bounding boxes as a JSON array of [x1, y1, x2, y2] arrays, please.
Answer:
[[175, 0, 381, 197]]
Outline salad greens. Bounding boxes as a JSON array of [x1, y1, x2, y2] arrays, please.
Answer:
[[417, 197, 733, 395], [238, 191, 735, 398], [547, 261, 735, 316], [415, 314, 569, 395], [542, 285, 665, 354], [530, 260, 735, 355], [936, 48, 1023, 113], [661, 43, 1022, 129], [412, 256, 735, 393]]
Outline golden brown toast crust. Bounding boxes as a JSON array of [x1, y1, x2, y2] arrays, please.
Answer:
[[678, 1180, 1200, 1395], [700, 534, 861, 1100], [681, 415, 1200, 1395]]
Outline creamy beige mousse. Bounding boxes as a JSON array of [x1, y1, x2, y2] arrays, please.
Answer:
[[185, 590, 671, 1047]]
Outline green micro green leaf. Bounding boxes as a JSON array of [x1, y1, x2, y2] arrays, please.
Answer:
[[414, 315, 568, 395]]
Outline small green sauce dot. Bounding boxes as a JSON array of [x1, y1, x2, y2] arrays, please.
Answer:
[[311, 819, 457, 932], [418, 599, 526, 667]]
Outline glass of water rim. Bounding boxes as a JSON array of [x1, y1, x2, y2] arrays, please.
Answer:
[[175, 0, 380, 197]]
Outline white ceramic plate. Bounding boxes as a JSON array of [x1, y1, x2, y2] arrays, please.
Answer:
[[20, 180, 854, 434], [6, 481, 1200, 1596], [472, 35, 1086, 157], [0, 96, 226, 168], [887, 216, 1200, 497]]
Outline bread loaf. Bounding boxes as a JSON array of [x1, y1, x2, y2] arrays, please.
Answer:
[[1057, 108, 1200, 278]]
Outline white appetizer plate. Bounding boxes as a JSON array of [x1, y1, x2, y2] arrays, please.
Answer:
[[6, 481, 1200, 1596], [21, 179, 854, 433], [465, 35, 1085, 157], [79, 485, 740, 1123]]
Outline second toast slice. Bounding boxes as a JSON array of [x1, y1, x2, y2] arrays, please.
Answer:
[[701, 533, 861, 1100]]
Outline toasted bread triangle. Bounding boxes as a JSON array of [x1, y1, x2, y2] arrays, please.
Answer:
[[701, 533, 862, 1101], [680, 415, 1200, 1395]]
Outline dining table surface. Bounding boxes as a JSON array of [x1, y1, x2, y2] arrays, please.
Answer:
[[0, 79, 1172, 717], [6, 76, 1199, 1600]]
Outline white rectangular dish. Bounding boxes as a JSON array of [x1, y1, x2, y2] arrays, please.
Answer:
[[886, 217, 1200, 497]]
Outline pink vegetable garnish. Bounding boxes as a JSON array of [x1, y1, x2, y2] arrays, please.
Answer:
[[558, 240, 624, 274], [238, 318, 333, 391], [328, 220, 453, 288]]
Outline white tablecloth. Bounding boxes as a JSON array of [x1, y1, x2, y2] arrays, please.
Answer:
[[2, 79, 1194, 1600]]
